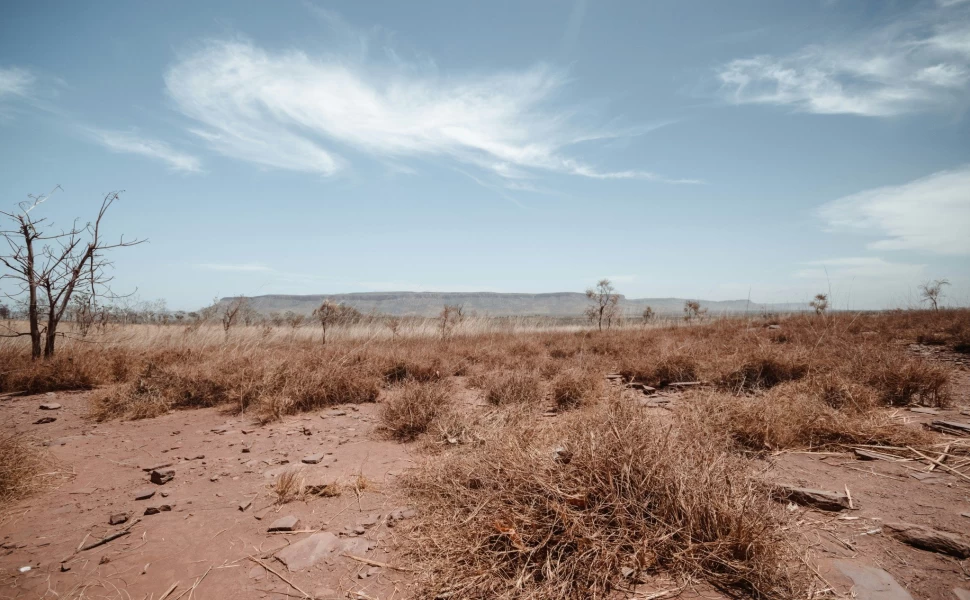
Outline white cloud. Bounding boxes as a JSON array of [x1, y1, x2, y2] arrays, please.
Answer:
[[196, 263, 273, 272], [164, 38, 689, 183], [818, 166, 970, 255], [717, 5, 970, 116], [90, 129, 202, 173], [794, 257, 926, 280], [0, 67, 34, 98]]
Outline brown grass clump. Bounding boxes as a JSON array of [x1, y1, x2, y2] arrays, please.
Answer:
[[718, 352, 808, 394], [619, 352, 700, 387], [551, 369, 602, 411], [380, 380, 454, 442], [0, 434, 49, 509], [405, 401, 805, 599], [858, 351, 950, 407], [273, 467, 305, 504], [0, 354, 97, 395], [484, 371, 544, 406], [683, 385, 929, 453]]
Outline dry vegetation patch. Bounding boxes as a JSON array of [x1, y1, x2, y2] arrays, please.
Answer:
[[404, 401, 806, 599], [0, 434, 52, 510], [380, 380, 454, 441]]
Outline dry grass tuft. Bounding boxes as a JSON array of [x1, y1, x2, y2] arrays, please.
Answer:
[[551, 369, 603, 411], [404, 401, 806, 599], [380, 380, 454, 442], [273, 467, 305, 504], [484, 371, 544, 406], [0, 433, 50, 509], [682, 385, 930, 453]]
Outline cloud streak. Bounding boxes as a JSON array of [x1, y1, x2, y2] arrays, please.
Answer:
[[0, 67, 34, 98], [89, 129, 202, 173], [717, 5, 970, 116], [164, 37, 689, 184], [196, 263, 273, 272], [818, 165, 970, 255]]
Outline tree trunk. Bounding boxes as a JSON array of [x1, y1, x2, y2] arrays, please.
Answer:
[[24, 229, 41, 360]]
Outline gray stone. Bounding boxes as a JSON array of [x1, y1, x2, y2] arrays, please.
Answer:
[[134, 488, 156, 500], [884, 522, 970, 558], [239, 499, 252, 512], [39, 403, 61, 410], [302, 454, 324, 465], [33, 417, 56, 424], [773, 484, 850, 511], [144, 505, 172, 515], [109, 513, 128, 525], [150, 469, 175, 485], [953, 589, 970, 600], [267, 515, 301, 532], [275, 532, 374, 572], [832, 559, 913, 600]]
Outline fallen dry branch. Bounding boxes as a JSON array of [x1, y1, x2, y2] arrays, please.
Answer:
[[77, 518, 142, 552], [247, 555, 311, 599]]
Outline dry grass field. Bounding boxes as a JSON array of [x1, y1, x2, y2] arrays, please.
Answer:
[[1, 309, 969, 599]]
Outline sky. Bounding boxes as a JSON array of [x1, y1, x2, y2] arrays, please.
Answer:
[[1, 0, 968, 311]]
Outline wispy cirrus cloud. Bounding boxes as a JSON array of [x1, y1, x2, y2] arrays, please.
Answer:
[[717, 4, 970, 117], [164, 31, 691, 185], [818, 165, 970, 255], [196, 263, 273, 272], [89, 128, 202, 173], [794, 256, 926, 280], [0, 67, 34, 98]]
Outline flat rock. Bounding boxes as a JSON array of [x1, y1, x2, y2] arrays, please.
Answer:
[[831, 559, 913, 600], [953, 589, 970, 600], [275, 533, 375, 571], [109, 513, 128, 526], [33, 417, 56, 424], [302, 453, 324, 465], [773, 484, 850, 511], [150, 469, 175, 485], [267, 515, 301, 532], [884, 522, 970, 558], [39, 403, 61, 410], [854, 448, 896, 461], [144, 505, 172, 516], [238, 499, 252, 512], [134, 488, 156, 500], [908, 407, 939, 415]]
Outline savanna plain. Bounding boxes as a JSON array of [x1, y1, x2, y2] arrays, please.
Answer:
[[1, 309, 969, 600]]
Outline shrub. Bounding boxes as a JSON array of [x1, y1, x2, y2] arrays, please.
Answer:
[[484, 371, 544, 406], [619, 353, 699, 387], [404, 401, 805, 599], [0, 434, 49, 509], [380, 381, 453, 442], [551, 369, 602, 411], [863, 354, 950, 407], [718, 354, 808, 394]]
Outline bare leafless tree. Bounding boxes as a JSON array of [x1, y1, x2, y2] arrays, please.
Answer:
[[439, 304, 464, 339], [642, 306, 655, 324], [0, 187, 143, 359], [919, 279, 950, 311], [585, 279, 620, 331], [221, 296, 248, 338], [313, 299, 340, 344], [809, 293, 829, 316], [683, 300, 705, 323]]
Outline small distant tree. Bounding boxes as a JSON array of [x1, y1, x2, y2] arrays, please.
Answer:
[[222, 296, 248, 339], [642, 306, 655, 323], [0, 303, 9, 320], [313, 300, 340, 344], [683, 300, 704, 323], [585, 279, 620, 331], [439, 304, 464, 339], [919, 279, 950, 311], [69, 292, 97, 337], [0, 187, 143, 359], [809, 293, 829, 316], [283, 310, 304, 329]]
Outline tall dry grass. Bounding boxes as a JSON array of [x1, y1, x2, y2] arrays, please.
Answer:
[[0, 434, 51, 510], [404, 401, 807, 599]]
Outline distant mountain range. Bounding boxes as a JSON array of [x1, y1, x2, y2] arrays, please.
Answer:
[[220, 292, 810, 317]]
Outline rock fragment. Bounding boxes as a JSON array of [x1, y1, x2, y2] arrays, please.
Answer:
[[134, 488, 156, 501], [267, 515, 301, 532], [773, 484, 850, 511], [884, 522, 970, 558], [109, 513, 128, 525], [39, 403, 61, 410], [150, 469, 174, 485]]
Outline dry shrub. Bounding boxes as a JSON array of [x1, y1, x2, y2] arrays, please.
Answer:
[[718, 353, 808, 394], [90, 351, 380, 422], [620, 353, 699, 387], [484, 371, 544, 406], [404, 401, 805, 599], [860, 352, 950, 407], [0, 354, 97, 395], [0, 433, 49, 509], [551, 369, 602, 411], [683, 385, 929, 452], [380, 380, 453, 442], [954, 339, 970, 354]]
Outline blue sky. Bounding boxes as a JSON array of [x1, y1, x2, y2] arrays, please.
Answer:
[[1, 0, 968, 310]]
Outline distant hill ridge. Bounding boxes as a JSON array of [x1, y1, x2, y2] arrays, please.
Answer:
[[220, 291, 809, 317]]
